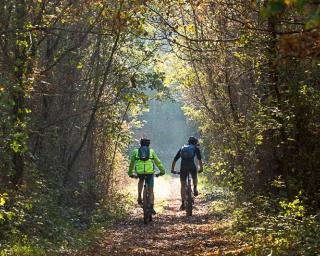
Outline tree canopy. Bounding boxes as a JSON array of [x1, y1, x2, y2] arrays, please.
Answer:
[[0, 0, 319, 255]]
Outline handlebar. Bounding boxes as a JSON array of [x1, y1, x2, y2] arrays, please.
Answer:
[[172, 170, 203, 175]]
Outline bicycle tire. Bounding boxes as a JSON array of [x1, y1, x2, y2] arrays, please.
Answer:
[[143, 187, 149, 224], [186, 184, 193, 216]]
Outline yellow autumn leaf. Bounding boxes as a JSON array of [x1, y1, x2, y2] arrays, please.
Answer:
[[0, 197, 5, 206], [284, 0, 295, 5]]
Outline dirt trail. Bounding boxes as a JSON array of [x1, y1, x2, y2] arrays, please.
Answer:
[[78, 178, 248, 256]]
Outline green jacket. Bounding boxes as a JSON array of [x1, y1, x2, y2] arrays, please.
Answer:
[[128, 148, 165, 176]]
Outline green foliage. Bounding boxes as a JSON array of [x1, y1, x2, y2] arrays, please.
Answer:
[[156, 0, 320, 255], [0, 184, 132, 255], [233, 196, 320, 255], [0, 0, 319, 254], [261, 0, 320, 28], [0, 245, 46, 256], [0, 0, 168, 254], [261, 0, 286, 17]]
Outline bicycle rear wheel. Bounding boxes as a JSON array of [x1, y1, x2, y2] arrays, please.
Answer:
[[143, 187, 150, 224], [186, 184, 193, 216]]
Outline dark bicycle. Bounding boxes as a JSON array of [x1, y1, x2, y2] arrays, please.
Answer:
[[133, 173, 160, 224], [173, 171, 194, 217]]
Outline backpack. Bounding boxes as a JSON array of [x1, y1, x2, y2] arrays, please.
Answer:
[[180, 144, 195, 159], [138, 146, 150, 161]]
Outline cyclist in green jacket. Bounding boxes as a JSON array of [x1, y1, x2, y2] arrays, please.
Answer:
[[128, 138, 165, 214]]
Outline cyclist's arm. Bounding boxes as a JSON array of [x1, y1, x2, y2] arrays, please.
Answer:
[[196, 147, 204, 172], [152, 150, 165, 175], [128, 150, 136, 176], [171, 149, 181, 172], [199, 159, 204, 172]]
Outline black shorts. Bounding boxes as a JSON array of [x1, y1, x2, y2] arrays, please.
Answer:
[[137, 174, 154, 188], [180, 169, 197, 182]]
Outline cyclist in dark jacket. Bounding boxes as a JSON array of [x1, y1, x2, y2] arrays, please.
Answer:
[[171, 136, 203, 210]]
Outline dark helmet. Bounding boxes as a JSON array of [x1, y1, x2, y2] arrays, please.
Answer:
[[188, 136, 198, 145], [140, 138, 150, 146]]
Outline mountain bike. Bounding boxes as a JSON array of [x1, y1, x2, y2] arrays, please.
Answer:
[[173, 171, 194, 217], [133, 173, 160, 224]]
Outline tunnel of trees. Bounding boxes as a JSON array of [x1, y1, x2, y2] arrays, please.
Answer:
[[0, 0, 320, 255]]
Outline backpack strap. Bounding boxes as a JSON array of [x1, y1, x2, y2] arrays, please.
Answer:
[[135, 148, 140, 160], [149, 149, 154, 160]]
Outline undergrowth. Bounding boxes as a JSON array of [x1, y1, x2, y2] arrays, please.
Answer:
[[233, 196, 320, 255], [0, 190, 132, 256], [202, 174, 320, 255]]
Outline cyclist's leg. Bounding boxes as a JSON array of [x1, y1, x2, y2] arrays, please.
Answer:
[[180, 170, 187, 209], [137, 175, 144, 204], [191, 169, 198, 196], [145, 174, 155, 204]]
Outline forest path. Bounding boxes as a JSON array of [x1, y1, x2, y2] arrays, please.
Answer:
[[77, 178, 249, 256]]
